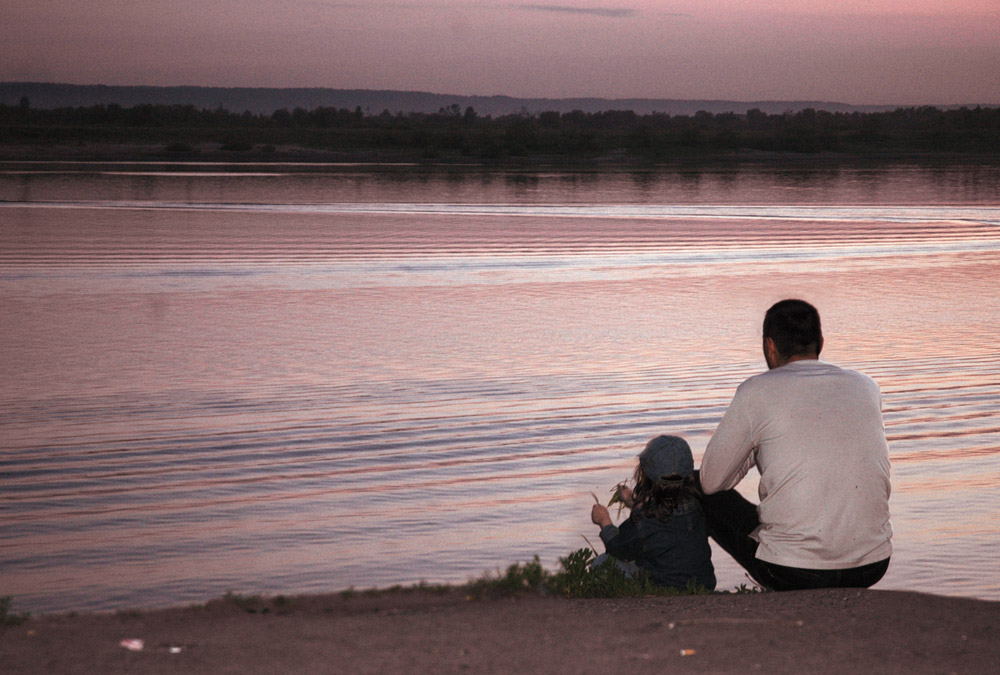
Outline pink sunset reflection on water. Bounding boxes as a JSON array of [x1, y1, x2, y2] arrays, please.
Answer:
[[2, 165, 1000, 612]]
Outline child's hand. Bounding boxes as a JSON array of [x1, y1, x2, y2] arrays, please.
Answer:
[[619, 486, 635, 508], [591, 504, 612, 528]]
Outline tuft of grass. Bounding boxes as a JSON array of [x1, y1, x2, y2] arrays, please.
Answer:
[[468, 556, 549, 598], [1, 597, 31, 626], [415, 580, 452, 594], [466, 549, 714, 600], [222, 591, 267, 614], [215, 591, 296, 615]]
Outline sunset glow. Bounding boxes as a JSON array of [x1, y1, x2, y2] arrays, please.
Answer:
[[4, 0, 999, 104]]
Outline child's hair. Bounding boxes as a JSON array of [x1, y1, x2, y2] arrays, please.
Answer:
[[628, 434, 697, 522], [629, 464, 698, 523]]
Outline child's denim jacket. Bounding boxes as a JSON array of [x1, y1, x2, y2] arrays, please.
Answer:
[[599, 498, 716, 590]]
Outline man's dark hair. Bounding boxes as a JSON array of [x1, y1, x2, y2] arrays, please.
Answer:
[[763, 299, 823, 358]]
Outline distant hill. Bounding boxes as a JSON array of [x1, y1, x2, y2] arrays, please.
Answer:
[[0, 82, 916, 117]]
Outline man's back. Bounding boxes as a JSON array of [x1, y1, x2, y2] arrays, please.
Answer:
[[701, 360, 892, 569]]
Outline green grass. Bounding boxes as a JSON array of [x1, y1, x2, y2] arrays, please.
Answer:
[[467, 548, 724, 599], [213, 548, 758, 613]]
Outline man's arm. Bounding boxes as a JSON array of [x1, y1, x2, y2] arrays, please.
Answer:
[[699, 388, 758, 494]]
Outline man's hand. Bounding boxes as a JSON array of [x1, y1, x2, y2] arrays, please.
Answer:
[[591, 504, 612, 528]]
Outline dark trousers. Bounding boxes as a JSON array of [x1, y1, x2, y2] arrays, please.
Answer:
[[695, 475, 889, 591]]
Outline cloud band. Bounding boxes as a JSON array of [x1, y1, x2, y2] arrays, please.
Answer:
[[521, 4, 634, 18]]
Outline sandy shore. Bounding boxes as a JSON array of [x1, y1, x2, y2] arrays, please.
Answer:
[[2, 588, 997, 674]]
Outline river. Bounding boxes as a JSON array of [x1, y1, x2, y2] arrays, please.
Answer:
[[2, 161, 999, 612]]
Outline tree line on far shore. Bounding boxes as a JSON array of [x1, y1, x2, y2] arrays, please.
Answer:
[[2, 97, 999, 158]]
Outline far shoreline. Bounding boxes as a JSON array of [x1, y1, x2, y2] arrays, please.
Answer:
[[3, 141, 999, 169]]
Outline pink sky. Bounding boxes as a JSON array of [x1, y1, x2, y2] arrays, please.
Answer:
[[3, 1, 999, 104]]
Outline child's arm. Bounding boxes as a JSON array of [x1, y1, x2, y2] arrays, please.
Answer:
[[591, 504, 642, 561]]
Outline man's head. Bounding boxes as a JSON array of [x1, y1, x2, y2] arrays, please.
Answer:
[[762, 299, 823, 369]]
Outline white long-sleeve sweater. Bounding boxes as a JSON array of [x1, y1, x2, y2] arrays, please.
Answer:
[[700, 359, 893, 569]]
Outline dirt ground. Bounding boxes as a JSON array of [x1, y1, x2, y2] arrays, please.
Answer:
[[2, 588, 997, 674]]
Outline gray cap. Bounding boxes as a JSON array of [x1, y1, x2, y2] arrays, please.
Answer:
[[639, 435, 694, 482]]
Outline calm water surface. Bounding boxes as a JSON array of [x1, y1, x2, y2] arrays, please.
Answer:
[[2, 162, 999, 613]]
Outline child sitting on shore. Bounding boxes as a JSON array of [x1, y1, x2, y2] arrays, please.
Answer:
[[590, 434, 716, 591]]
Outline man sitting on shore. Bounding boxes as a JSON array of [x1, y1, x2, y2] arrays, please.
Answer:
[[698, 299, 892, 591]]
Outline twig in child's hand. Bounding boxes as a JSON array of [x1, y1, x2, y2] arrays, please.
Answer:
[[607, 486, 622, 507], [608, 483, 627, 516], [590, 491, 600, 505]]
